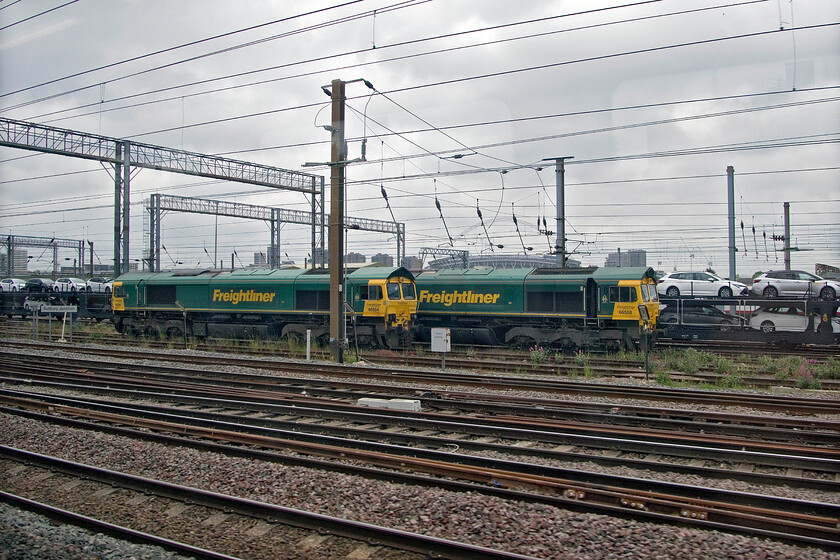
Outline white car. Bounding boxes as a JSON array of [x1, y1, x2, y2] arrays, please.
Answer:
[[0, 278, 26, 292], [657, 271, 749, 298], [86, 277, 113, 293], [55, 277, 87, 292], [749, 306, 840, 333], [752, 270, 839, 300]]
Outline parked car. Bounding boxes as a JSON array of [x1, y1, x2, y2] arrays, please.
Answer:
[[25, 278, 56, 292], [86, 277, 113, 293], [0, 278, 26, 292], [658, 302, 743, 328], [749, 305, 840, 333], [657, 271, 749, 298], [55, 277, 87, 292], [751, 270, 839, 300]]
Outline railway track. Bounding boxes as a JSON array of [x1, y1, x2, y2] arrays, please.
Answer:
[[1, 446, 526, 560], [2, 321, 838, 390], [5, 316, 840, 362], [2, 344, 839, 552], [2, 342, 838, 414], [1, 388, 838, 550]]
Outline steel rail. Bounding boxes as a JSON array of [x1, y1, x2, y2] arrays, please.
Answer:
[[3, 354, 839, 448], [0, 491, 245, 560], [2, 344, 838, 415], [0, 446, 541, 560], [4, 395, 836, 495], [2, 394, 839, 548], [2, 364, 839, 466], [3, 387, 839, 490]]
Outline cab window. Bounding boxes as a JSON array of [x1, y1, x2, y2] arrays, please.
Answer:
[[114, 285, 126, 298], [360, 285, 383, 300], [609, 286, 637, 303], [387, 282, 402, 300], [402, 283, 416, 300]]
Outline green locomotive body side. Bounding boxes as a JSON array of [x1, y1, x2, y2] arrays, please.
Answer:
[[112, 266, 416, 348], [415, 266, 658, 352]]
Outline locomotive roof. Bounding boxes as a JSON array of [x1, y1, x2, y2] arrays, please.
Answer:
[[114, 265, 415, 283], [416, 266, 657, 281]]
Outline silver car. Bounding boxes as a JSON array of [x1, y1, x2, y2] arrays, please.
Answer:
[[752, 270, 839, 300], [749, 305, 840, 333], [0, 278, 26, 292], [55, 277, 87, 292], [657, 271, 749, 298], [86, 277, 113, 293]]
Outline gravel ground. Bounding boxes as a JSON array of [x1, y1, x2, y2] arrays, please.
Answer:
[[2, 341, 839, 559], [4, 380, 837, 505], [0, 501, 192, 560], [1, 413, 837, 560]]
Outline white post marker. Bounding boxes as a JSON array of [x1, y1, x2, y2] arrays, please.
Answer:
[[306, 329, 312, 361], [430, 327, 451, 370]]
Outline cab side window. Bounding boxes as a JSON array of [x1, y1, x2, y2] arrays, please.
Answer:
[[609, 286, 638, 303], [360, 285, 383, 301]]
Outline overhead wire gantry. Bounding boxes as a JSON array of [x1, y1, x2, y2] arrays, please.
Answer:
[[0, 117, 323, 276]]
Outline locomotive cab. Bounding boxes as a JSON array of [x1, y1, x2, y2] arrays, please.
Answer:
[[354, 272, 417, 348]]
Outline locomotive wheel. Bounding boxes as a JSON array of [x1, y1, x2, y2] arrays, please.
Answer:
[[605, 340, 622, 353], [509, 336, 536, 350], [165, 326, 184, 339], [384, 330, 401, 349], [280, 332, 303, 344]]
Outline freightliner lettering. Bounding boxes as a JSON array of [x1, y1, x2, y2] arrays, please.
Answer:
[[418, 290, 501, 306], [213, 289, 276, 305]]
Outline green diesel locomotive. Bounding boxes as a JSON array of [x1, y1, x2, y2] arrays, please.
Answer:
[[414, 266, 659, 352], [112, 266, 417, 348]]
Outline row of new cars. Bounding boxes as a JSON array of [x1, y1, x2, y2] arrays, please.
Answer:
[[0, 277, 112, 293], [658, 270, 840, 300], [658, 270, 840, 338], [659, 302, 840, 334]]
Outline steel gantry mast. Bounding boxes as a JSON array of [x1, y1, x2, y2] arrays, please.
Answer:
[[0, 117, 322, 276], [145, 194, 405, 271]]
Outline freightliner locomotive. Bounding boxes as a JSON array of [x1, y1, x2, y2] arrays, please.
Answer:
[[413, 266, 659, 352], [111, 266, 417, 348]]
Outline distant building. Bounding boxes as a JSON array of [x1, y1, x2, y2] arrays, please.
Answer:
[[254, 252, 267, 266], [346, 252, 366, 264], [427, 253, 580, 270], [605, 249, 646, 267], [402, 256, 422, 271], [3, 249, 29, 275], [371, 253, 394, 266], [312, 247, 328, 267]]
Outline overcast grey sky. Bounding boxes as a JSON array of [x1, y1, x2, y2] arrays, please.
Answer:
[[1, 0, 838, 276]]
